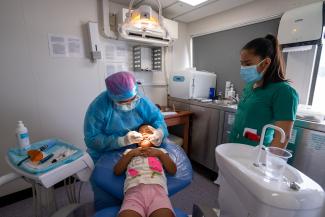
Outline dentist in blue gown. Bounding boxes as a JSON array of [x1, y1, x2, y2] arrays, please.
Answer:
[[84, 71, 168, 210]]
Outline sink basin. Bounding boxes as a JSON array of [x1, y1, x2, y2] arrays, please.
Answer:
[[213, 100, 237, 109], [215, 143, 325, 215]]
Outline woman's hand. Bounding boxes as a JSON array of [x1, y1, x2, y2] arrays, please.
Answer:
[[147, 126, 164, 146], [125, 131, 143, 145]]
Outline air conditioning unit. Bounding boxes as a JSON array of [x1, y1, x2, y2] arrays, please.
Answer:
[[118, 1, 178, 46], [278, 1, 324, 47]]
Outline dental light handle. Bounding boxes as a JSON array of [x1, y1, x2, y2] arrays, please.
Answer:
[[128, 0, 162, 19], [253, 124, 286, 167], [126, 0, 169, 38]]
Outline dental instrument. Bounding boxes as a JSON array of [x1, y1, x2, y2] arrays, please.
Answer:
[[16, 143, 56, 166], [39, 153, 54, 164], [51, 149, 77, 164]]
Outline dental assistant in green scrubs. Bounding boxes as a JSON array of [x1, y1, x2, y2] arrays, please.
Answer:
[[230, 34, 299, 148]]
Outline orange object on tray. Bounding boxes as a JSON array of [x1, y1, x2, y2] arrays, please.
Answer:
[[27, 149, 43, 162]]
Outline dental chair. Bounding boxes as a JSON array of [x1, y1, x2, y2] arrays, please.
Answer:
[[92, 142, 193, 217]]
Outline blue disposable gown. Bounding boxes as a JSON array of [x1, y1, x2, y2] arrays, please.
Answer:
[[84, 91, 169, 210], [84, 91, 168, 163]]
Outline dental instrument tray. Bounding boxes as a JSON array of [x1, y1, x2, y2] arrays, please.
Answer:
[[7, 138, 83, 175]]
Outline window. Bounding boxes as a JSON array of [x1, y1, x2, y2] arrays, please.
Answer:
[[312, 44, 325, 111]]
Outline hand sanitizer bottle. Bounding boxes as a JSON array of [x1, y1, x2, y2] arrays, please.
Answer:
[[16, 121, 30, 155]]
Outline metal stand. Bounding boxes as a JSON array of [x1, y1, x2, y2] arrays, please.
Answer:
[[4, 152, 93, 217], [23, 177, 57, 217], [24, 176, 82, 217], [64, 176, 83, 204]]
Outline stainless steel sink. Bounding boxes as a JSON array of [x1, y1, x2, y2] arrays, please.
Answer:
[[213, 100, 237, 108]]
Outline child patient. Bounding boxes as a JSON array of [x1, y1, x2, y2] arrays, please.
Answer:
[[114, 125, 177, 217]]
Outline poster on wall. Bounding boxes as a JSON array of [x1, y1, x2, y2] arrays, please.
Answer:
[[48, 34, 83, 58], [103, 39, 132, 77], [67, 37, 83, 58], [48, 34, 67, 57]]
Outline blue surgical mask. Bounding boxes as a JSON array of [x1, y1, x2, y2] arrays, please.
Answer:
[[240, 59, 265, 83], [116, 95, 140, 111]]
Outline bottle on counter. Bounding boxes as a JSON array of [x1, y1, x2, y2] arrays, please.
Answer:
[[16, 120, 30, 155], [228, 84, 236, 99], [218, 90, 223, 100], [235, 93, 240, 102], [225, 81, 232, 99], [209, 87, 216, 99]]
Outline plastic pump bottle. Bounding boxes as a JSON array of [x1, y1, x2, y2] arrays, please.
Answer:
[[229, 85, 236, 99], [16, 121, 30, 154]]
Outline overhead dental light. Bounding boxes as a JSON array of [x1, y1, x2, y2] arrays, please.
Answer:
[[179, 0, 208, 6], [118, 0, 178, 46]]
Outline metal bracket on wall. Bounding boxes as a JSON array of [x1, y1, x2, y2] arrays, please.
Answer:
[[152, 47, 162, 71], [133, 46, 142, 71], [132, 46, 162, 71]]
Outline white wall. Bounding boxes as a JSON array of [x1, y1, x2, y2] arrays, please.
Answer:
[[169, 22, 191, 73], [0, 0, 184, 197], [1, 0, 314, 198], [0, 0, 191, 197], [188, 0, 322, 36], [0, 0, 101, 197], [165, 21, 192, 96]]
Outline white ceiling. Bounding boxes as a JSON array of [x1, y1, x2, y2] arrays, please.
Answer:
[[111, 0, 176, 9], [110, 0, 256, 23]]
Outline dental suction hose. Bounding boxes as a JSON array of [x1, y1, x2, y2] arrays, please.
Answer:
[[0, 172, 21, 187]]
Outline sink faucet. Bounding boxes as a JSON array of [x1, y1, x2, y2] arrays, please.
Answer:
[[253, 124, 286, 167]]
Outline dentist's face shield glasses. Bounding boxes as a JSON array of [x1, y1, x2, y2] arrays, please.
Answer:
[[116, 95, 140, 111]]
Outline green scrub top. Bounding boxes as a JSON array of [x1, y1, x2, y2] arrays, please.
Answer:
[[230, 81, 299, 146]]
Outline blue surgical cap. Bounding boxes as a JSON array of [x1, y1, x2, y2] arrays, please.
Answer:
[[105, 71, 138, 101]]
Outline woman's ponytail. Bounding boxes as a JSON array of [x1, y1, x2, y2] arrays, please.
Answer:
[[264, 34, 286, 81]]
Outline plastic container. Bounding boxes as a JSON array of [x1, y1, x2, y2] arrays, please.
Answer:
[[225, 81, 231, 99], [265, 147, 292, 181], [209, 87, 215, 99], [296, 104, 325, 123], [15, 121, 30, 155]]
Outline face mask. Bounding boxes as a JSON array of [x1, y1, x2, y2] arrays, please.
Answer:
[[116, 95, 140, 111], [240, 59, 265, 83]]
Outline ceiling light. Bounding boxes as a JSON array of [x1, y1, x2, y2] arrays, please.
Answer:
[[179, 0, 209, 6]]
